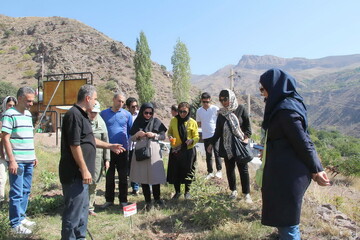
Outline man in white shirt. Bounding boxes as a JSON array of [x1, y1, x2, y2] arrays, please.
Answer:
[[196, 92, 222, 179], [126, 97, 140, 195]]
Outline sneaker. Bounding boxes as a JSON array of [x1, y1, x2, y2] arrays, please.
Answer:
[[229, 190, 238, 199], [11, 224, 32, 235], [120, 202, 129, 207], [244, 194, 253, 204], [184, 192, 192, 200], [100, 202, 114, 209], [215, 170, 222, 179], [21, 218, 36, 227], [88, 210, 97, 216], [172, 192, 181, 200], [205, 173, 215, 180]]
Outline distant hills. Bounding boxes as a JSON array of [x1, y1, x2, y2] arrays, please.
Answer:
[[191, 55, 360, 137]]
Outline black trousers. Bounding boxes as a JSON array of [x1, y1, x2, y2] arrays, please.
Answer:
[[142, 184, 160, 203], [105, 151, 128, 203], [203, 138, 222, 173], [224, 157, 250, 194], [174, 183, 190, 194]]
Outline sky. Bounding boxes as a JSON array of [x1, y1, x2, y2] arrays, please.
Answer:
[[1, 0, 360, 75]]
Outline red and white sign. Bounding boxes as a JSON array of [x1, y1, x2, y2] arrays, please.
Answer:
[[123, 203, 137, 217]]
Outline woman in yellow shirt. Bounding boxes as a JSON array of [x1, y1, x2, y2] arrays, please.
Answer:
[[167, 102, 199, 200]]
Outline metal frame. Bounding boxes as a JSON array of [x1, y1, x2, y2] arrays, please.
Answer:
[[35, 72, 93, 145]]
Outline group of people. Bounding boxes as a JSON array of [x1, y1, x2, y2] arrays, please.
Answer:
[[0, 68, 331, 240]]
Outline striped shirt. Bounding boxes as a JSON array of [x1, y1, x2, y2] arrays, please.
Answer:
[[1, 107, 36, 162]]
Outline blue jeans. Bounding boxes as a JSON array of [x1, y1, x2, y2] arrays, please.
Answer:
[[8, 162, 34, 228], [278, 225, 301, 240], [61, 178, 89, 240]]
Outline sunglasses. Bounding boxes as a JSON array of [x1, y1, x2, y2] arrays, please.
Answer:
[[219, 97, 229, 102], [202, 101, 210, 104], [131, 105, 138, 109], [179, 110, 188, 114], [144, 111, 153, 115]]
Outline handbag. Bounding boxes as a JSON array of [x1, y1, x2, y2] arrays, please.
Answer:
[[255, 131, 268, 188], [134, 119, 154, 161], [227, 121, 253, 164]]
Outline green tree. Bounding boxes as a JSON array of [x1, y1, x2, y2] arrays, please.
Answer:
[[0, 81, 17, 104], [171, 39, 191, 103], [134, 31, 154, 103]]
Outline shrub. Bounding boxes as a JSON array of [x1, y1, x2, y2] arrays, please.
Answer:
[[189, 175, 235, 229], [9, 46, 18, 51], [22, 53, 32, 60], [23, 69, 36, 78], [27, 194, 63, 216]]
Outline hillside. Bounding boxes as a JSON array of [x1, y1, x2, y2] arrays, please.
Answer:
[[191, 55, 360, 137], [0, 15, 175, 123]]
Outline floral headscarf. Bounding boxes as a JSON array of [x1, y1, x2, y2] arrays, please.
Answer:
[[218, 89, 244, 159]]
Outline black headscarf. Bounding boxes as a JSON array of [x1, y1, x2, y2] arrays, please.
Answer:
[[130, 103, 167, 135], [175, 107, 191, 146], [260, 68, 308, 130]]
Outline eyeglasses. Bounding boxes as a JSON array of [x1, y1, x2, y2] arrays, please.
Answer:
[[219, 97, 229, 102], [131, 105, 138, 109], [202, 101, 210, 104], [144, 111, 153, 115], [179, 110, 188, 114], [259, 87, 265, 92]]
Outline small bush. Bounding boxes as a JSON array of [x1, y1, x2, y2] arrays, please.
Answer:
[[27, 194, 63, 216], [23, 69, 36, 78], [39, 171, 58, 191], [22, 53, 32, 60], [9, 46, 18, 51], [0, 210, 10, 239]]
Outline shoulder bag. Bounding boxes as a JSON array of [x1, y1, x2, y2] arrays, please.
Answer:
[[134, 119, 154, 161], [227, 121, 254, 164]]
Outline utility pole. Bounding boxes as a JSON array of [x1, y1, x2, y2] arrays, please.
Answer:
[[228, 69, 234, 91], [247, 93, 251, 116]]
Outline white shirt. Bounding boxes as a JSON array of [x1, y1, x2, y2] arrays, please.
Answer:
[[129, 110, 139, 150], [196, 105, 219, 139]]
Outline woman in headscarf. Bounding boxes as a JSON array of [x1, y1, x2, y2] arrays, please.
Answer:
[[208, 89, 253, 203], [167, 102, 199, 200], [129, 103, 167, 210], [259, 68, 330, 240], [0, 96, 17, 204]]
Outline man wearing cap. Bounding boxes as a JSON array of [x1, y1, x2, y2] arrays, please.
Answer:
[[88, 101, 110, 216]]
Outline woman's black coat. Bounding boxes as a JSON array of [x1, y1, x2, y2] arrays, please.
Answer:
[[210, 104, 251, 158], [261, 109, 323, 227]]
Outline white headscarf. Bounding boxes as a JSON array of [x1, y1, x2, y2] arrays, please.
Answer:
[[1, 96, 17, 113]]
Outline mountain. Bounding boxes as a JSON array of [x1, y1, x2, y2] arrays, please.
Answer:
[[0, 15, 175, 122], [191, 55, 360, 137]]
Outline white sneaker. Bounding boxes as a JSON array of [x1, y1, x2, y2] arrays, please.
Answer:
[[11, 224, 32, 235], [215, 170, 222, 179], [244, 194, 253, 204], [21, 218, 36, 227], [205, 173, 215, 180], [229, 190, 238, 199]]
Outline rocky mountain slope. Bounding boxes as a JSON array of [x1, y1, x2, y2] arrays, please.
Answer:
[[191, 55, 360, 137], [0, 15, 174, 122]]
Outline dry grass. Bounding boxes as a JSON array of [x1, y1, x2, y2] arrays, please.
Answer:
[[1, 135, 358, 239]]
